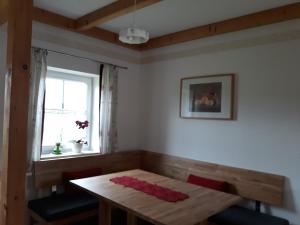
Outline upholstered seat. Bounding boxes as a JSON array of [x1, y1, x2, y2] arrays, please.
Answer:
[[209, 206, 289, 225], [28, 193, 98, 222], [28, 193, 128, 224]]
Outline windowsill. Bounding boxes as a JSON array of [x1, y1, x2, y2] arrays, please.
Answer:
[[40, 150, 100, 160]]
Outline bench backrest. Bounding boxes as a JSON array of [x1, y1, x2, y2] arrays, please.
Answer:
[[141, 151, 285, 206], [33, 150, 285, 206], [34, 150, 142, 188]]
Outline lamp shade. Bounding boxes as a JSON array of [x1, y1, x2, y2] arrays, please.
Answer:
[[119, 27, 149, 44]]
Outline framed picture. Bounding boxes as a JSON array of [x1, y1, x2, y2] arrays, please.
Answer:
[[180, 74, 235, 120]]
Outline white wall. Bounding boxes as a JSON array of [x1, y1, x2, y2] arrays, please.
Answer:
[[140, 20, 300, 225]]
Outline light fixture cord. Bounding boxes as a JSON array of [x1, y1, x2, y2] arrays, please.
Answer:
[[132, 0, 137, 27]]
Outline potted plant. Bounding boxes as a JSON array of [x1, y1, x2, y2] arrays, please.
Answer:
[[53, 142, 62, 155], [71, 120, 89, 153]]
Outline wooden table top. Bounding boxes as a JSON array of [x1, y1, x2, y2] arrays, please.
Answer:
[[71, 169, 242, 225]]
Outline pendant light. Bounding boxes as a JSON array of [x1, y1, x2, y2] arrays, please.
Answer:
[[119, 0, 149, 44]]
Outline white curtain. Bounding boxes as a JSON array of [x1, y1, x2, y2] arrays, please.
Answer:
[[99, 64, 118, 154], [27, 48, 47, 172]]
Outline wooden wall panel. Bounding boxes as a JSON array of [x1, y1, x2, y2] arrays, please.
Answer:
[[141, 151, 285, 206], [34, 150, 142, 188]]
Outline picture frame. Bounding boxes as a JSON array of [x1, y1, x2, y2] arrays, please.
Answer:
[[180, 74, 235, 120]]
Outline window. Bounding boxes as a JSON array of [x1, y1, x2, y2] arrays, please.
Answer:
[[41, 67, 99, 157]]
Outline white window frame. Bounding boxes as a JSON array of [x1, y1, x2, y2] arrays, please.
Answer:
[[41, 69, 93, 155]]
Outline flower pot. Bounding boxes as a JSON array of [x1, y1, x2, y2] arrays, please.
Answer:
[[73, 143, 83, 153]]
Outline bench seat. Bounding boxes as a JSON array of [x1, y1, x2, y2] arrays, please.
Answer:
[[28, 193, 98, 222], [209, 206, 289, 225]]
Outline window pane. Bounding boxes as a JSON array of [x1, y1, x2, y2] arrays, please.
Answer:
[[45, 78, 63, 109], [64, 80, 88, 111], [42, 111, 64, 147], [60, 111, 88, 146], [42, 110, 88, 148], [42, 70, 94, 154]]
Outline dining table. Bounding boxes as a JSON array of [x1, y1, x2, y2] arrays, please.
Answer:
[[71, 169, 242, 225]]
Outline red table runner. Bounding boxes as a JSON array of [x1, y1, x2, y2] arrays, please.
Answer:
[[110, 176, 189, 202]]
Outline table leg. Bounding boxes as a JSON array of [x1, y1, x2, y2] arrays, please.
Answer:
[[127, 212, 137, 225], [99, 199, 111, 225]]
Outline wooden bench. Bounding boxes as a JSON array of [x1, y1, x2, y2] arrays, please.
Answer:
[[29, 151, 141, 225], [28, 194, 99, 225], [30, 150, 289, 225], [141, 151, 289, 225]]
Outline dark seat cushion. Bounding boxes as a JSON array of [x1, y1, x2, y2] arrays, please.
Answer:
[[209, 206, 289, 225], [28, 193, 98, 221]]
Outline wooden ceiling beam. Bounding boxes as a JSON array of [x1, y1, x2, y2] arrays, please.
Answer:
[[33, 7, 75, 30], [33, 7, 139, 50], [75, 0, 161, 31], [140, 2, 300, 50], [5, 2, 299, 52]]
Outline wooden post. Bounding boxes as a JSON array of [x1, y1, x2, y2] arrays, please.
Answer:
[[0, 1, 8, 25], [0, 0, 33, 225]]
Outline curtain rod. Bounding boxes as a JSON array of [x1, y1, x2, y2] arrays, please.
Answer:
[[32, 47, 128, 70]]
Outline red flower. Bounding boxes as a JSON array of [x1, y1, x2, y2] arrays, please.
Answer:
[[75, 120, 89, 129]]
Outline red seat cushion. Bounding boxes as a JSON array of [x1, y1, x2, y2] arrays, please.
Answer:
[[63, 168, 103, 193], [187, 174, 227, 192]]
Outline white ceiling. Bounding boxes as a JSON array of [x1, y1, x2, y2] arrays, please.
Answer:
[[34, 0, 117, 19], [35, 0, 300, 38]]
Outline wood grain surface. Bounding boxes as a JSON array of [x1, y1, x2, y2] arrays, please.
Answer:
[[71, 169, 242, 225]]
